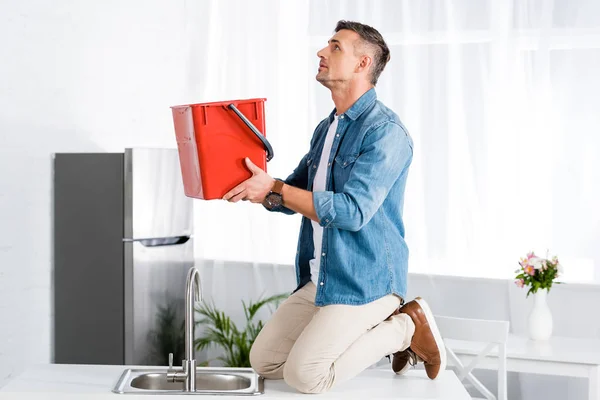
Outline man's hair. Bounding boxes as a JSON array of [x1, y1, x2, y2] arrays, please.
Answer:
[[335, 20, 390, 85]]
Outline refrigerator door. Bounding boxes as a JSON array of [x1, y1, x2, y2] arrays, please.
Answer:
[[122, 147, 195, 365], [124, 237, 195, 365], [124, 148, 193, 240]]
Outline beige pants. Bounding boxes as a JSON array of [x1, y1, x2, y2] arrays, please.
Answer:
[[249, 282, 415, 394]]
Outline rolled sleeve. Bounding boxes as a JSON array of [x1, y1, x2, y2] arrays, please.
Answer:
[[313, 191, 335, 227]]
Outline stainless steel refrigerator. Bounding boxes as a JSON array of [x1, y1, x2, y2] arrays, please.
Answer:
[[54, 148, 194, 366]]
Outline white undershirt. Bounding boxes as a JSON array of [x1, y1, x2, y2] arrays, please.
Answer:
[[309, 115, 339, 286]]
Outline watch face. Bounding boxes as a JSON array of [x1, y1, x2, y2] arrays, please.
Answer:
[[266, 193, 283, 208]]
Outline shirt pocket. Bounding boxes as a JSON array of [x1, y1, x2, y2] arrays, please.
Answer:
[[333, 153, 359, 191]]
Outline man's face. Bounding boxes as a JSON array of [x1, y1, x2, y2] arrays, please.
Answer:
[[316, 29, 366, 87]]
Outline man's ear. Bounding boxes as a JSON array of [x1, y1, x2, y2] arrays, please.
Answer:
[[357, 55, 372, 73]]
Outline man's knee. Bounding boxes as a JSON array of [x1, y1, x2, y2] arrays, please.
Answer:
[[248, 345, 262, 373], [249, 343, 284, 380], [283, 355, 331, 394]]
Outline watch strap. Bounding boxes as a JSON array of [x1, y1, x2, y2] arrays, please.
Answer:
[[271, 179, 284, 195]]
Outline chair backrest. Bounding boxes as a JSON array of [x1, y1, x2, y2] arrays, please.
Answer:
[[435, 315, 509, 400]]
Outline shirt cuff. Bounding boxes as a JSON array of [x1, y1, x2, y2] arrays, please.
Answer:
[[313, 191, 335, 228]]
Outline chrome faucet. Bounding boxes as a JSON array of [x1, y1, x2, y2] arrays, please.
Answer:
[[167, 266, 202, 391]]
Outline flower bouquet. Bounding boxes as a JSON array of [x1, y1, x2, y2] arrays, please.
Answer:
[[514, 251, 563, 340], [514, 251, 563, 297]]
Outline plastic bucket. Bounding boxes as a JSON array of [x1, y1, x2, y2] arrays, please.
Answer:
[[171, 98, 273, 200]]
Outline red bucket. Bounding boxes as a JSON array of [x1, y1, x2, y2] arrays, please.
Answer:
[[171, 98, 273, 200]]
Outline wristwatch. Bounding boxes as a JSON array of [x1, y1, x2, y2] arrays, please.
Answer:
[[263, 180, 284, 210]]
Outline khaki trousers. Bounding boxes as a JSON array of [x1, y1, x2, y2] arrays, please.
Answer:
[[249, 282, 415, 394]]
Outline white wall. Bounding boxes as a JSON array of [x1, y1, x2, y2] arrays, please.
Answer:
[[0, 0, 199, 385], [0, 0, 310, 386]]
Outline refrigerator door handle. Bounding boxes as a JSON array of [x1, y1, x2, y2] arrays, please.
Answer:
[[122, 235, 191, 247]]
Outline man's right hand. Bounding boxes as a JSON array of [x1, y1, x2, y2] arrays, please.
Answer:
[[222, 157, 275, 203]]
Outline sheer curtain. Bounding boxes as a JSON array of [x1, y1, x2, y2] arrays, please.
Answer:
[[187, 0, 309, 268], [307, 0, 600, 282], [192, 0, 600, 286], [189, 1, 599, 396], [185, 0, 312, 334]]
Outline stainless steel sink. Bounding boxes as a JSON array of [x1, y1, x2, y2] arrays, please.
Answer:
[[112, 268, 265, 395], [112, 366, 264, 395]]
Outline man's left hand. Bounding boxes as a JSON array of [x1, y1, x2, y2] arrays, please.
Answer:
[[222, 157, 275, 203]]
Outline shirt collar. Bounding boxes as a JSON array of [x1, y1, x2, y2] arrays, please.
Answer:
[[328, 87, 377, 122]]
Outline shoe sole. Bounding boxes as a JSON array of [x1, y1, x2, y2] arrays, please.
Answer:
[[414, 297, 447, 379], [395, 359, 412, 375]]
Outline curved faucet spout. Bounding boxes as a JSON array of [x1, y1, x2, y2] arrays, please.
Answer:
[[167, 267, 203, 392], [184, 267, 202, 391], [186, 267, 202, 303]]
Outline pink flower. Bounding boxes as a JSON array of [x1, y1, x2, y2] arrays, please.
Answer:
[[519, 257, 528, 267], [515, 279, 525, 288], [524, 265, 535, 276], [527, 252, 536, 260]]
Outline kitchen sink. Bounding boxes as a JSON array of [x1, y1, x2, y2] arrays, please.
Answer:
[[112, 367, 264, 395]]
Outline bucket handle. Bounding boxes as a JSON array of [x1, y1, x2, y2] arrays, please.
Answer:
[[227, 104, 274, 162]]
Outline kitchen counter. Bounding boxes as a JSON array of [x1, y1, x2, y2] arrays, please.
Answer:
[[0, 364, 470, 399]]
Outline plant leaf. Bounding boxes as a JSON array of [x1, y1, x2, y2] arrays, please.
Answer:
[[246, 293, 289, 321], [194, 292, 288, 368]]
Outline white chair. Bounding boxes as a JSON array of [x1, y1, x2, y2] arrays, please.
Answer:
[[435, 315, 509, 400]]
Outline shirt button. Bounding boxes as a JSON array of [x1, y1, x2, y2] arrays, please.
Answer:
[[340, 115, 344, 119], [322, 252, 326, 256], [320, 282, 324, 286], [313, 165, 317, 169], [336, 134, 340, 137], [328, 162, 331, 166], [325, 219, 329, 222]]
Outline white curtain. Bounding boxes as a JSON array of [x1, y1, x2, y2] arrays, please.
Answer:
[[308, 0, 600, 282], [188, 1, 600, 398], [189, 0, 310, 269], [186, 0, 312, 364], [192, 0, 600, 285]]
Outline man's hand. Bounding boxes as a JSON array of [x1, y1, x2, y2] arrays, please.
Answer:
[[222, 157, 275, 203]]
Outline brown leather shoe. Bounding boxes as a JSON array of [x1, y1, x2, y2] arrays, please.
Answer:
[[398, 297, 446, 379], [392, 347, 420, 375]]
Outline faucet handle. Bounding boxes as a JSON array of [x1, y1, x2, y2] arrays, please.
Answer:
[[167, 352, 184, 383]]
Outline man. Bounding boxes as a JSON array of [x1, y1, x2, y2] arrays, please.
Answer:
[[223, 20, 446, 394]]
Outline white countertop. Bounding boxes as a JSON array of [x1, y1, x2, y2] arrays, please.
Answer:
[[0, 363, 470, 399]]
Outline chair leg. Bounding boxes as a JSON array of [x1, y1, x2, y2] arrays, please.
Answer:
[[589, 365, 600, 400], [498, 344, 507, 400]]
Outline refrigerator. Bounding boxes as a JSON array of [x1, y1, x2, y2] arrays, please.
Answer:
[[53, 148, 194, 366]]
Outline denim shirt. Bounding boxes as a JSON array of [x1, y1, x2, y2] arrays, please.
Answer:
[[268, 88, 413, 306]]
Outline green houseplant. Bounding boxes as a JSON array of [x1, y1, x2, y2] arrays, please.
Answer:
[[194, 293, 288, 367]]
